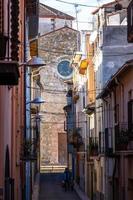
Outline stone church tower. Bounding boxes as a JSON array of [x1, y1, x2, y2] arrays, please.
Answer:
[[38, 4, 80, 167]]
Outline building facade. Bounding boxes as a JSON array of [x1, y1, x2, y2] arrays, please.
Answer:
[[38, 5, 79, 169], [86, 1, 133, 199], [99, 60, 133, 200], [0, 0, 25, 199]]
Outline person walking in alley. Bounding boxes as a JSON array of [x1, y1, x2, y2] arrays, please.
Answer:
[[63, 167, 71, 191]]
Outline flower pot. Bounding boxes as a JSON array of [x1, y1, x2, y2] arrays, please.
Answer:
[[0, 34, 8, 59]]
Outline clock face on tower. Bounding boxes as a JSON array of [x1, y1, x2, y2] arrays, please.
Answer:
[[57, 60, 73, 80]]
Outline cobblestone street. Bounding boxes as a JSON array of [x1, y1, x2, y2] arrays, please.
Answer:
[[39, 173, 80, 200]]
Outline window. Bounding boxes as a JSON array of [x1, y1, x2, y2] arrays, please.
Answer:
[[57, 60, 73, 80], [114, 104, 119, 124], [128, 100, 133, 133], [51, 18, 55, 30], [82, 88, 85, 109]]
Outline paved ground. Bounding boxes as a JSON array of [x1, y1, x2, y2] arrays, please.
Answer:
[[39, 173, 81, 200]]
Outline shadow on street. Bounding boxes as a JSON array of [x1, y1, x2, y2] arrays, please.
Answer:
[[39, 173, 80, 200]]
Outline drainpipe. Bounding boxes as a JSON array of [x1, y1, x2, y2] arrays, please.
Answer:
[[121, 83, 124, 122], [84, 114, 88, 194], [102, 97, 108, 200], [112, 159, 117, 200], [24, 16, 31, 200]]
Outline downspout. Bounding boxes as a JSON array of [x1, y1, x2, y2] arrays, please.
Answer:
[[112, 159, 117, 200], [121, 83, 124, 122], [112, 86, 117, 200], [7, 0, 10, 59], [23, 4, 27, 200], [102, 97, 108, 200], [24, 8, 31, 200]]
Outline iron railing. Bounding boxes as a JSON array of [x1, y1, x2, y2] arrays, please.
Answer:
[[88, 137, 98, 157], [115, 123, 129, 151], [21, 138, 39, 161]]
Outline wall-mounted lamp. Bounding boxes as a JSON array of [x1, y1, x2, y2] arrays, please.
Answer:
[[20, 56, 46, 68], [26, 97, 45, 104], [27, 56, 46, 67]]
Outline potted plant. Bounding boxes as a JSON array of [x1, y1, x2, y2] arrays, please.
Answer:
[[0, 33, 8, 59]]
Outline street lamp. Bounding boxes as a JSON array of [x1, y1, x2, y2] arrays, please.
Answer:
[[19, 56, 46, 67], [26, 97, 45, 104], [26, 56, 46, 67], [24, 56, 46, 200]]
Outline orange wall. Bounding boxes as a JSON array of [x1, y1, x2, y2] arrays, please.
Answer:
[[86, 34, 96, 104]]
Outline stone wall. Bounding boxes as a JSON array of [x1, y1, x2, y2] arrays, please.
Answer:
[[39, 26, 79, 166]]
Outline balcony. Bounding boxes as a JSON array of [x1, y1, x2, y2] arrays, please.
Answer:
[[88, 137, 98, 157], [20, 138, 38, 161], [115, 123, 130, 151], [79, 59, 88, 75], [68, 128, 83, 149], [73, 94, 79, 102]]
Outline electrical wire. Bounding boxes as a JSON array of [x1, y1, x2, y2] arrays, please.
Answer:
[[20, 35, 133, 58], [38, 107, 117, 117], [74, 20, 93, 24], [29, 85, 104, 94], [55, 0, 127, 9], [29, 45, 133, 57], [55, 0, 99, 8], [40, 120, 88, 124]]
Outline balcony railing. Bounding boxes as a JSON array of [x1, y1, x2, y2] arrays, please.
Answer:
[[115, 123, 130, 151], [88, 137, 98, 157], [20, 138, 39, 161], [0, 0, 20, 85], [68, 128, 83, 149]]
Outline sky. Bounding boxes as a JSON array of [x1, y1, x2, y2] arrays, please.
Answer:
[[40, 0, 112, 30]]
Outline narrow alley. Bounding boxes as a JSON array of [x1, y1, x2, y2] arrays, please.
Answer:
[[39, 173, 80, 200], [1, 1, 133, 200]]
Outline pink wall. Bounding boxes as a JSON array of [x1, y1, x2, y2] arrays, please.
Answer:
[[0, 0, 25, 199], [0, 86, 12, 193]]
